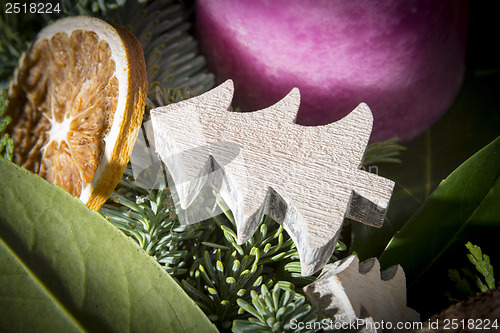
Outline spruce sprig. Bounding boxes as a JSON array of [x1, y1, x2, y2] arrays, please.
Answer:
[[100, 167, 204, 276], [180, 200, 314, 331], [233, 284, 319, 333], [75, 0, 137, 15], [101, 168, 323, 332], [363, 137, 405, 166], [182, 246, 266, 330], [465, 241, 495, 292], [0, 14, 32, 88], [447, 241, 496, 301], [102, 168, 343, 332], [0, 90, 13, 160], [106, 0, 214, 107]]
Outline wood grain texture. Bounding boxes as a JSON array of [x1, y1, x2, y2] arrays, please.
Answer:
[[304, 255, 420, 331], [149, 80, 394, 276]]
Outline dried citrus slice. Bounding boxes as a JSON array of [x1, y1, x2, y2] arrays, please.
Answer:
[[6, 16, 148, 210]]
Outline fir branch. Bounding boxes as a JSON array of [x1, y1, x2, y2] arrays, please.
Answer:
[[105, 0, 215, 108], [181, 208, 304, 331], [182, 247, 266, 330], [103, 167, 345, 332], [447, 241, 496, 302], [213, 199, 321, 287], [363, 137, 405, 166], [0, 90, 13, 160], [146, 85, 203, 112], [103, 165, 335, 333], [465, 241, 495, 292], [232, 284, 320, 333], [76, 0, 135, 15], [0, 14, 33, 88], [180, 197, 347, 332], [447, 268, 475, 301], [101, 166, 210, 276]]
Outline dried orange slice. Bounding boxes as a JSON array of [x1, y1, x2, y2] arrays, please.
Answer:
[[6, 16, 148, 210]]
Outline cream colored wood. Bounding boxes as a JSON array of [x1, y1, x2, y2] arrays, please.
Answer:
[[304, 255, 420, 331], [149, 80, 394, 276]]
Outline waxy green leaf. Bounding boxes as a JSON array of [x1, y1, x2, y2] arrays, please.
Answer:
[[352, 72, 500, 259], [0, 158, 219, 333], [379, 136, 500, 285]]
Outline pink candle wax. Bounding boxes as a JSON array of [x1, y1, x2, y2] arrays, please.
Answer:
[[196, 0, 469, 142]]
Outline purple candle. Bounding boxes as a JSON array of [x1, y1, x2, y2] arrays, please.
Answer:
[[196, 0, 469, 142]]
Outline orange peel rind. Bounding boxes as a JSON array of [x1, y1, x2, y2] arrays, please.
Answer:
[[6, 16, 148, 210]]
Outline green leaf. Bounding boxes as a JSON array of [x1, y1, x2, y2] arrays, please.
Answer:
[[0, 159, 219, 333], [379, 136, 500, 286], [351, 72, 500, 259]]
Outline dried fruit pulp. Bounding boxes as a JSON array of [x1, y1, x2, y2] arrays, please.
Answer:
[[6, 16, 147, 209]]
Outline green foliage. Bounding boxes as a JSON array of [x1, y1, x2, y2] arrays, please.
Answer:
[[102, 169, 345, 332], [180, 204, 317, 331], [75, 0, 136, 15], [100, 165, 350, 332], [465, 241, 495, 291], [379, 136, 500, 286], [147, 86, 207, 109], [0, 158, 218, 333], [0, 90, 13, 160], [447, 268, 475, 300], [183, 246, 265, 330], [0, 14, 32, 88], [448, 241, 496, 301], [106, 0, 215, 107], [352, 75, 500, 261], [100, 167, 209, 276], [362, 137, 405, 166], [101, 174, 350, 332], [233, 285, 319, 333]]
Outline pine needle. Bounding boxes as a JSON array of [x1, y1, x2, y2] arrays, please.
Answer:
[[0, 90, 13, 160], [363, 137, 406, 166]]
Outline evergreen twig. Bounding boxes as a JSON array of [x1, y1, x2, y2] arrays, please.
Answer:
[[233, 284, 320, 333], [0, 90, 13, 160], [447, 241, 496, 302], [363, 137, 405, 166], [101, 166, 210, 276], [465, 241, 495, 292]]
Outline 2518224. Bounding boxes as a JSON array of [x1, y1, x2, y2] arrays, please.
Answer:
[[5, 2, 61, 14]]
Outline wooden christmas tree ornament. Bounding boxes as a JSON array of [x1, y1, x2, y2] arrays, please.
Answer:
[[303, 255, 420, 330], [148, 80, 395, 276]]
